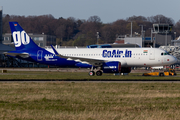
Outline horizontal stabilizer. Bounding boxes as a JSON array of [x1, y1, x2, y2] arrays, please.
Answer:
[[4, 52, 29, 58]]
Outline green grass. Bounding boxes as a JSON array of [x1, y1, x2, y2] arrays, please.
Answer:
[[0, 70, 179, 80], [0, 82, 180, 119]]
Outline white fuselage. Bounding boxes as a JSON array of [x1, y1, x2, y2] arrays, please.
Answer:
[[46, 47, 177, 67]]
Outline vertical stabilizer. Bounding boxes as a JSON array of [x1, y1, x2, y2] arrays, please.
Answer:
[[9, 22, 40, 50]]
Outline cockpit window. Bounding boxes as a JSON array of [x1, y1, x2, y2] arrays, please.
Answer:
[[161, 52, 170, 56]]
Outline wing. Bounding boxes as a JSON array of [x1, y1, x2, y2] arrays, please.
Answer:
[[51, 45, 105, 66], [50, 45, 128, 66]]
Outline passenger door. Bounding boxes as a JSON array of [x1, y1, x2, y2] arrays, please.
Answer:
[[149, 49, 155, 60]]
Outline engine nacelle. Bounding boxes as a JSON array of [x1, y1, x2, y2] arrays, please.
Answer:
[[121, 67, 131, 73], [102, 61, 121, 73]]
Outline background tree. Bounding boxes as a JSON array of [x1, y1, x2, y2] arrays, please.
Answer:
[[147, 14, 175, 24], [126, 15, 147, 22], [2, 14, 178, 46], [101, 24, 113, 43]]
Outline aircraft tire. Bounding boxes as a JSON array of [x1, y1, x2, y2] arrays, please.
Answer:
[[89, 71, 95, 76], [159, 73, 164, 76], [96, 71, 102, 76]]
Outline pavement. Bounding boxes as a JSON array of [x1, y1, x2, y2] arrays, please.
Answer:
[[0, 68, 151, 73], [0, 68, 90, 72]]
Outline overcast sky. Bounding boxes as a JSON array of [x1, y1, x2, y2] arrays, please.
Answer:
[[1, 0, 180, 23]]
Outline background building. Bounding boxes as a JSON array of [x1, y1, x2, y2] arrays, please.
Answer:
[[153, 24, 173, 47], [115, 23, 174, 48], [0, 6, 2, 44], [115, 35, 142, 47]]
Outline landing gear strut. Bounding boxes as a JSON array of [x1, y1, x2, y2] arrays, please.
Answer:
[[89, 66, 95, 76], [89, 66, 103, 76]]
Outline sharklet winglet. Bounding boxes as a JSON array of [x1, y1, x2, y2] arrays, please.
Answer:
[[51, 45, 60, 55]]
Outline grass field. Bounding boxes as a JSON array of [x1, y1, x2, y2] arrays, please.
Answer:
[[0, 70, 180, 119], [0, 82, 180, 119]]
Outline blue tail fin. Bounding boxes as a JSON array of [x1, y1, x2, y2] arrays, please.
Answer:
[[9, 22, 40, 51]]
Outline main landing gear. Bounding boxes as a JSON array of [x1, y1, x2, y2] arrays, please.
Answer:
[[89, 66, 103, 76], [96, 71, 102, 76], [89, 70, 102, 76]]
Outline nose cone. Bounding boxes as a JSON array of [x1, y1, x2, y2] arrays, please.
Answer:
[[170, 56, 178, 64]]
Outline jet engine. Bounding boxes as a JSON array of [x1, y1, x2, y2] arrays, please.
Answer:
[[102, 61, 121, 73]]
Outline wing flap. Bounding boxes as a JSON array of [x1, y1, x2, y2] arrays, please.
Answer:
[[59, 54, 104, 66]]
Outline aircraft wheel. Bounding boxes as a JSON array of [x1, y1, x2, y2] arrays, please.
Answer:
[[96, 71, 102, 76], [159, 73, 164, 76], [89, 71, 95, 76]]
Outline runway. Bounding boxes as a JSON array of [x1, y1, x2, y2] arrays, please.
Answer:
[[0, 68, 180, 83], [0, 79, 180, 83]]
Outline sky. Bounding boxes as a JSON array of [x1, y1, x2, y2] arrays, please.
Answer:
[[1, 0, 180, 23]]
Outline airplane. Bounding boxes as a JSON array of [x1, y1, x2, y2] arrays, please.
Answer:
[[4, 22, 177, 76]]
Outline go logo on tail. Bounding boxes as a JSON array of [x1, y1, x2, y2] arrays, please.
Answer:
[[13, 31, 30, 47]]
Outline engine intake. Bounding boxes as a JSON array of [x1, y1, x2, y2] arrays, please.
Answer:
[[102, 61, 121, 73]]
